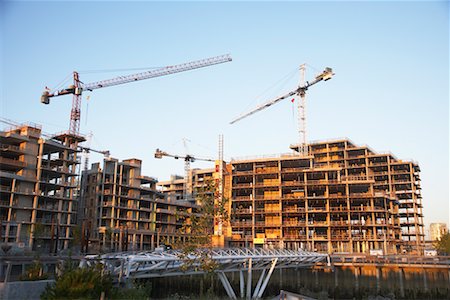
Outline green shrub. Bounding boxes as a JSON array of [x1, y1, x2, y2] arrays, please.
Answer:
[[19, 260, 48, 281], [41, 265, 113, 300]]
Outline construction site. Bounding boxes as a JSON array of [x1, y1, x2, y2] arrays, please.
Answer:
[[0, 56, 426, 256]]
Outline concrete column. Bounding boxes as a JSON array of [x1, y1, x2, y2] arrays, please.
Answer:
[[151, 234, 154, 250], [354, 267, 359, 291], [376, 267, 381, 293], [246, 258, 252, 299], [398, 268, 405, 298], [423, 270, 428, 292], [118, 229, 123, 252]]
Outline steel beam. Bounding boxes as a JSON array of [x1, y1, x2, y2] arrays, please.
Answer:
[[256, 258, 278, 299], [252, 268, 266, 299], [240, 270, 245, 298], [218, 271, 237, 299], [246, 258, 252, 299]]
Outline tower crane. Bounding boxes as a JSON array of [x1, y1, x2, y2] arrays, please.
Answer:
[[230, 64, 334, 156], [154, 148, 215, 201], [41, 54, 232, 135], [79, 146, 111, 171]]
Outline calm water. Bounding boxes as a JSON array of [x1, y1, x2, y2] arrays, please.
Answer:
[[145, 267, 450, 299]]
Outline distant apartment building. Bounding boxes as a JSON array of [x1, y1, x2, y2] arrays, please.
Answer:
[[0, 124, 83, 253], [81, 158, 198, 252], [161, 139, 425, 254], [430, 223, 448, 241], [157, 168, 216, 202]]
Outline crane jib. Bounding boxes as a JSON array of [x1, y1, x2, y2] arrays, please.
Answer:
[[41, 54, 232, 135], [82, 54, 232, 91]]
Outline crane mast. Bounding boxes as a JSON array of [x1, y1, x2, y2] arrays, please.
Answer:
[[41, 54, 232, 135], [230, 65, 333, 156]]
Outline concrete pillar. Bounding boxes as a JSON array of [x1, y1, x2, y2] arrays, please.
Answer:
[[423, 270, 428, 292], [398, 268, 404, 298], [151, 234, 154, 250], [376, 267, 381, 293], [246, 258, 252, 299], [16, 223, 21, 243], [118, 229, 123, 252], [354, 267, 359, 291]]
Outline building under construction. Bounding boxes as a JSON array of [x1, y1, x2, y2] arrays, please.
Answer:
[[0, 124, 83, 253], [0, 123, 424, 254], [157, 168, 216, 202], [223, 139, 424, 254], [81, 158, 198, 252], [0, 123, 198, 253], [159, 139, 424, 255]]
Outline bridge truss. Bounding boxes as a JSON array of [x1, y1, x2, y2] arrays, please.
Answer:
[[83, 248, 329, 299]]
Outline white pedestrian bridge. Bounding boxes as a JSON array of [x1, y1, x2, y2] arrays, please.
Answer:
[[83, 248, 329, 299]]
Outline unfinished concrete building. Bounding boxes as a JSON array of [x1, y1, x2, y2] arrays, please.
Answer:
[[157, 168, 216, 202], [159, 139, 424, 254], [222, 139, 424, 254], [0, 124, 83, 253], [227, 156, 399, 253], [305, 139, 424, 252], [81, 158, 198, 252]]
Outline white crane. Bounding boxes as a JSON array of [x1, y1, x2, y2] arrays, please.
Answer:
[[41, 54, 232, 135], [154, 148, 215, 201], [230, 65, 334, 156]]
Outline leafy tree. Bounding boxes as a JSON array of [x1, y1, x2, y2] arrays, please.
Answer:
[[175, 179, 228, 273], [434, 233, 450, 255], [41, 264, 113, 300]]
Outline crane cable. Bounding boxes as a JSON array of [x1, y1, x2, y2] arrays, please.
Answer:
[[235, 67, 298, 117], [78, 66, 164, 74]]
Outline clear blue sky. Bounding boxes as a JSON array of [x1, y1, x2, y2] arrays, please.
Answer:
[[1, 1, 448, 229]]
